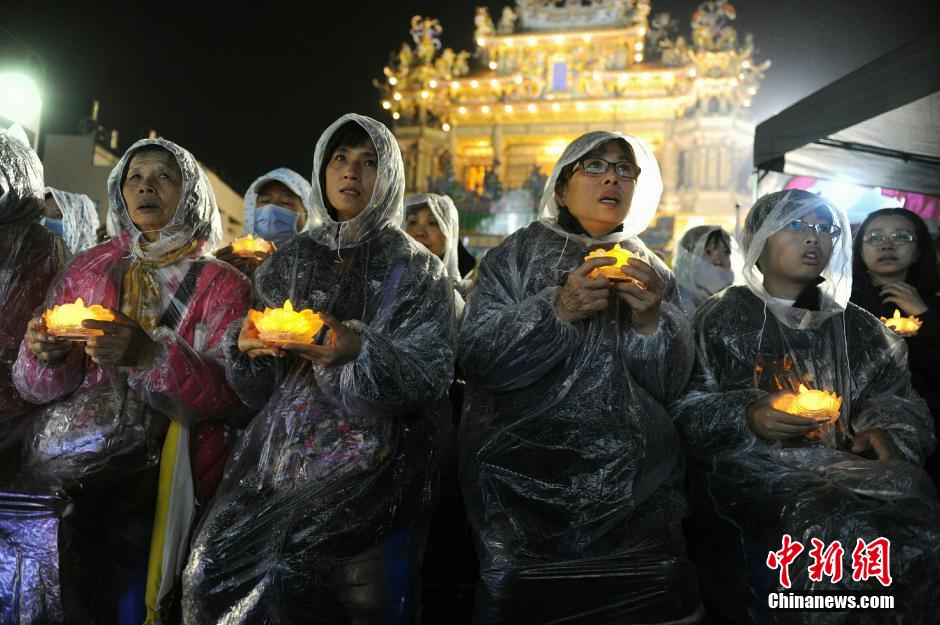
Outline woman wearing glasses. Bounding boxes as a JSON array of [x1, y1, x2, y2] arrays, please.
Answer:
[[851, 208, 940, 484], [673, 190, 940, 624], [458, 132, 702, 624]]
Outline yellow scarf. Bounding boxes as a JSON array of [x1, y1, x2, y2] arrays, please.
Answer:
[[123, 239, 199, 625]]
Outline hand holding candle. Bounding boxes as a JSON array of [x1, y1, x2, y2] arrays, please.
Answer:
[[880, 309, 922, 337]]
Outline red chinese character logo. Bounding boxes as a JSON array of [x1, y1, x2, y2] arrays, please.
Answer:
[[767, 534, 805, 588], [807, 538, 844, 583], [851, 537, 892, 587]]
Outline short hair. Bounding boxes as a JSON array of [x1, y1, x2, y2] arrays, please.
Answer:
[[120, 144, 180, 187], [405, 201, 430, 217], [852, 207, 939, 295], [318, 121, 376, 217]]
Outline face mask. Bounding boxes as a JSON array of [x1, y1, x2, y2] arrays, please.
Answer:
[[253, 203, 299, 244], [41, 217, 65, 237], [692, 259, 734, 297]]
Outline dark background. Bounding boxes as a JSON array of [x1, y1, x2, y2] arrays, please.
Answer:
[[3, 0, 938, 192]]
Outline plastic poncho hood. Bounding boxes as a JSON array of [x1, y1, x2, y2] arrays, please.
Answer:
[[404, 192, 461, 282], [45, 187, 100, 253], [242, 167, 312, 236], [307, 113, 405, 250], [0, 127, 43, 226], [741, 189, 852, 328], [537, 130, 663, 244], [107, 138, 223, 259]]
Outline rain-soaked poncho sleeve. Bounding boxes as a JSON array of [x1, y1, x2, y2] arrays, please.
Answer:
[[458, 234, 583, 392], [672, 295, 762, 457]]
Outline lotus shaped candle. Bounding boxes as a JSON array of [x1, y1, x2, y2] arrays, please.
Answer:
[[584, 243, 643, 285], [881, 309, 922, 337], [773, 384, 842, 423], [231, 234, 274, 257], [249, 299, 325, 345], [43, 298, 116, 339]]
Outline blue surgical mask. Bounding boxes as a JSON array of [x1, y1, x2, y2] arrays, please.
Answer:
[[41, 217, 65, 237], [253, 203, 299, 244]]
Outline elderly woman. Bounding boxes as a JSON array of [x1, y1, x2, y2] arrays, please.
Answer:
[[13, 138, 251, 624], [458, 131, 700, 624], [215, 167, 312, 276], [673, 190, 940, 624], [182, 114, 455, 624], [42, 186, 101, 255], [0, 130, 69, 477], [850, 208, 940, 484], [672, 224, 742, 317]]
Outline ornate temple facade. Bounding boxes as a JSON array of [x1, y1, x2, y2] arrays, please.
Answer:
[[376, 0, 769, 253]]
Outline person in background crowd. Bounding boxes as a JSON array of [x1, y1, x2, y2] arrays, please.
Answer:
[[672, 224, 742, 318], [851, 207, 940, 484], [215, 168, 311, 276], [42, 186, 100, 255]]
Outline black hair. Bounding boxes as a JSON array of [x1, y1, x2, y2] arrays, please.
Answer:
[[852, 207, 940, 296], [120, 144, 180, 187], [405, 201, 431, 217], [704, 229, 731, 252], [318, 121, 375, 219]]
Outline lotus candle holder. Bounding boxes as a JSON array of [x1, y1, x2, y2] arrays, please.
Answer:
[[231, 234, 275, 257], [249, 299, 325, 345], [880, 309, 922, 337], [584, 243, 644, 286], [773, 384, 842, 423], [43, 298, 116, 340]]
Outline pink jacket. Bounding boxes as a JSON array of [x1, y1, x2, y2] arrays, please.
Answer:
[[14, 235, 250, 430]]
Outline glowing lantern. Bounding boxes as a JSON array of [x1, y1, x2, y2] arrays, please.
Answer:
[[584, 243, 644, 285], [249, 299, 325, 345], [43, 297, 116, 339], [231, 234, 275, 257], [773, 384, 842, 423], [880, 309, 922, 337]]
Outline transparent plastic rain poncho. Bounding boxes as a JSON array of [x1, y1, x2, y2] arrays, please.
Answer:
[[404, 192, 467, 318], [182, 114, 456, 624], [10, 138, 251, 621], [0, 131, 68, 465], [672, 190, 940, 625], [672, 224, 744, 318], [44, 186, 100, 254], [458, 131, 702, 624], [241, 167, 313, 238]]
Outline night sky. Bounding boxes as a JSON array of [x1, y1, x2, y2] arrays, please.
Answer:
[[3, 0, 938, 193]]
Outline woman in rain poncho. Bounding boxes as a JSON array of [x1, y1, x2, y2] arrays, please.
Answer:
[[42, 186, 100, 255], [215, 167, 312, 276], [672, 190, 940, 625], [182, 114, 455, 624], [850, 208, 940, 484], [13, 139, 251, 624], [672, 224, 742, 317], [458, 131, 702, 624], [0, 130, 69, 477], [404, 192, 467, 318]]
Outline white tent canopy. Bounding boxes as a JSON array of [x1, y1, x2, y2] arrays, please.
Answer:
[[754, 31, 940, 196]]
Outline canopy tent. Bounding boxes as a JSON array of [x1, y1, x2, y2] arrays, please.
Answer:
[[754, 30, 940, 196]]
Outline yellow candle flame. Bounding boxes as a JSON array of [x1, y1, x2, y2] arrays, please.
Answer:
[[43, 297, 116, 336], [249, 299, 325, 344], [231, 234, 274, 256], [773, 383, 842, 423], [881, 309, 922, 337], [584, 243, 642, 282]]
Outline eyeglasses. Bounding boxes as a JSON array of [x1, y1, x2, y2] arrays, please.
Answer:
[[575, 157, 641, 180], [783, 219, 842, 238], [862, 231, 916, 246]]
